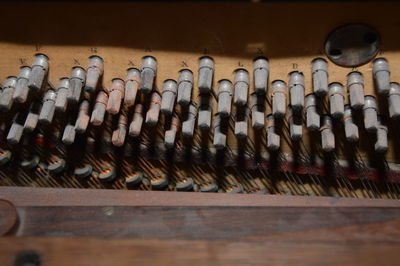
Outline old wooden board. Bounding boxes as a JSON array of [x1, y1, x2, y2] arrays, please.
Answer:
[[1, 188, 399, 265], [0, 188, 399, 239], [1, 186, 399, 207], [1, 237, 399, 266]]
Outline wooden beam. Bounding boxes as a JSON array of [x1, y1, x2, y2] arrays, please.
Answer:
[[1, 237, 400, 266], [1, 186, 399, 207]]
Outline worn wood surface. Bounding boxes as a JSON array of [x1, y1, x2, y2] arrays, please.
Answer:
[[0, 187, 399, 265], [0, 188, 399, 240], [1, 237, 400, 266], [6, 206, 400, 239], [1, 186, 400, 207]]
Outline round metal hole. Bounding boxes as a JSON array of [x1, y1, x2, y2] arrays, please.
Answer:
[[325, 24, 380, 67]]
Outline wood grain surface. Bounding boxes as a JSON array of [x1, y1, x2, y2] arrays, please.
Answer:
[[1, 186, 400, 207], [0, 188, 399, 265], [7, 206, 400, 239], [1, 237, 400, 266]]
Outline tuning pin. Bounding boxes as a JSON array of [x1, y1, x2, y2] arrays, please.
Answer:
[[68, 67, 86, 104], [217, 80, 233, 118], [24, 101, 41, 132], [288, 106, 302, 141], [344, 105, 359, 142], [129, 103, 144, 137], [267, 114, 280, 150], [85, 137, 96, 153], [90, 91, 108, 126], [28, 54, 49, 91], [253, 57, 269, 95], [213, 113, 227, 150], [347, 72, 365, 109], [373, 58, 390, 95], [55, 78, 70, 112], [13, 66, 31, 103], [320, 115, 335, 152], [388, 82, 400, 119], [124, 68, 141, 107], [375, 116, 388, 153], [75, 100, 90, 133], [164, 115, 180, 149], [363, 95, 378, 133], [289, 71, 304, 113], [305, 94, 320, 131], [145, 92, 161, 126], [112, 112, 128, 147], [39, 90, 57, 124], [7, 112, 25, 144], [249, 92, 265, 130], [234, 107, 249, 139], [62, 124, 76, 145], [233, 69, 249, 106], [182, 102, 197, 138], [0, 76, 17, 111], [328, 82, 344, 118], [161, 79, 177, 115], [198, 56, 214, 93], [198, 94, 213, 130], [140, 56, 157, 94], [106, 78, 125, 115], [271, 80, 287, 119], [84, 56, 104, 93], [177, 69, 193, 106], [312, 58, 328, 96]]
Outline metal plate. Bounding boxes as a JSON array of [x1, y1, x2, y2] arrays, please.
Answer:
[[325, 24, 380, 67]]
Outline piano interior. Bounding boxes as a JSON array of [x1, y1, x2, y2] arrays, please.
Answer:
[[1, 2, 400, 265]]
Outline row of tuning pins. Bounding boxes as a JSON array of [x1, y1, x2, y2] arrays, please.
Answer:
[[0, 54, 395, 154], [207, 56, 393, 154], [1, 54, 145, 145], [1, 54, 51, 144], [0, 54, 181, 147], [0, 54, 99, 143], [199, 57, 266, 149], [302, 58, 395, 154]]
